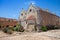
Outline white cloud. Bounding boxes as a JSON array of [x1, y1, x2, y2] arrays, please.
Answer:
[[31, 1, 35, 4]]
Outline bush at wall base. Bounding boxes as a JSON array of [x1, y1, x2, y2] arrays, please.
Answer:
[[41, 26, 47, 31], [2, 28, 13, 34]]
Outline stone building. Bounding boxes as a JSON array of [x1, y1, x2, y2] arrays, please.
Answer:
[[0, 17, 18, 28], [19, 4, 60, 32]]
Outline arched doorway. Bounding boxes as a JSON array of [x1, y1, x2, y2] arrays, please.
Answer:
[[26, 15, 36, 32]]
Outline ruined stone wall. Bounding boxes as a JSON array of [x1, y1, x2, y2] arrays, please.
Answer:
[[19, 10, 27, 28], [0, 18, 18, 28], [39, 9, 59, 26], [26, 5, 37, 20]]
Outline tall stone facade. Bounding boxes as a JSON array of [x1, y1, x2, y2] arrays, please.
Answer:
[[19, 4, 60, 32]]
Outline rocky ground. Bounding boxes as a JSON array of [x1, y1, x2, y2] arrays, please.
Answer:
[[0, 29, 60, 40]]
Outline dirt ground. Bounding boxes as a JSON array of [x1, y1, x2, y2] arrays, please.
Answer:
[[0, 29, 60, 40]]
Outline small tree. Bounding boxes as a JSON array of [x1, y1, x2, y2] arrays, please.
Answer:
[[41, 26, 47, 31]]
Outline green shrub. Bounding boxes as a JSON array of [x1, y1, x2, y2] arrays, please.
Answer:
[[13, 26, 20, 31], [41, 26, 47, 31], [8, 26, 14, 31], [13, 26, 24, 32], [54, 26, 59, 29], [3, 28, 8, 33], [2, 24, 24, 34], [13, 24, 24, 32], [2, 26, 13, 34], [46, 25, 55, 30], [7, 29, 13, 34], [54, 26, 57, 29]]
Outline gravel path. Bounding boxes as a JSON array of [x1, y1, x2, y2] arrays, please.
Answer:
[[0, 29, 60, 40]]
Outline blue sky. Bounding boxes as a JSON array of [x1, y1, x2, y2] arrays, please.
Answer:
[[0, 0, 60, 19]]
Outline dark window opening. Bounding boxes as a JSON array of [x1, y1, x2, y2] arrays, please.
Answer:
[[0, 26, 1, 29], [26, 21, 27, 24], [21, 13, 23, 16], [30, 9, 32, 12], [14, 25, 16, 27], [6, 25, 9, 28]]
